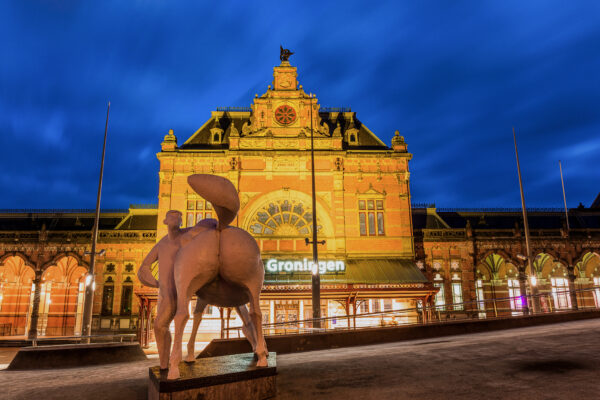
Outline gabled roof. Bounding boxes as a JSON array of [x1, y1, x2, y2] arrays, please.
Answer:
[[178, 110, 390, 150], [181, 111, 250, 150]]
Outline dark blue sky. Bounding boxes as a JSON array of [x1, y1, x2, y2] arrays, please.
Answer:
[[2, 1, 599, 209]]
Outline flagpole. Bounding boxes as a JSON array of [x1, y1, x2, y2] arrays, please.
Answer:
[[513, 127, 538, 314], [81, 101, 110, 338], [559, 161, 570, 231], [559, 160, 578, 309]]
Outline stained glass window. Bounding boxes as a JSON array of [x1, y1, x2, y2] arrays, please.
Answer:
[[249, 199, 321, 236]]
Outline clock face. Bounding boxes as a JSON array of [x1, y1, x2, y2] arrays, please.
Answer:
[[274, 105, 297, 125]]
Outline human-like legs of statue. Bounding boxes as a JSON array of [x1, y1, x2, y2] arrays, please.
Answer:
[[185, 299, 207, 362], [168, 295, 191, 380], [154, 295, 176, 370], [236, 304, 257, 352], [246, 282, 268, 367]]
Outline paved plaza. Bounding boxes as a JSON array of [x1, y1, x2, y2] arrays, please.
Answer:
[[1, 319, 599, 399]]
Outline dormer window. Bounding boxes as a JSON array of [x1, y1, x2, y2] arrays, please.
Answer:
[[210, 126, 224, 145], [210, 116, 224, 145], [346, 127, 359, 145]]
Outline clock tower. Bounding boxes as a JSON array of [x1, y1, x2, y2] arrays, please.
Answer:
[[247, 60, 322, 138]]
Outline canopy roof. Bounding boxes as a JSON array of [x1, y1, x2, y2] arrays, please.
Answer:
[[264, 259, 428, 285]]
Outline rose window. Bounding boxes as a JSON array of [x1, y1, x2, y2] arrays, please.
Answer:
[[249, 200, 321, 236], [274, 105, 297, 125]]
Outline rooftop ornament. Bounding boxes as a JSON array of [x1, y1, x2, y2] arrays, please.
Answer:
[[280, 45, 294, 62]]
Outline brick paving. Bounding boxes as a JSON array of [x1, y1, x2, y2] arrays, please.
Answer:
[[1, 319, 599, 399]]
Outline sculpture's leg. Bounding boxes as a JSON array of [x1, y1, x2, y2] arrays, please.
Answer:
[[236, 304, 257, 352], [185, 299, 207, 362], [154, 295, 176, 370], [168, 267, 216, 380], [247, 284, 268, 367], [167, 292, 191, 380]]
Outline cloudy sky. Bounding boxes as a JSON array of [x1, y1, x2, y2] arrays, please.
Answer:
[[1, 1, 599, 209]]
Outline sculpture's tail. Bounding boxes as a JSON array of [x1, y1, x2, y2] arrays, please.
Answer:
[[187, 174, 240, 229]]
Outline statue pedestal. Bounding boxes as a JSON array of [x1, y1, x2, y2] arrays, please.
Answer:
[[148, 353, 276, 400]]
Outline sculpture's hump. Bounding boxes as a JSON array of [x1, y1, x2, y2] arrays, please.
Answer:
[[187, 174, 240, 228]]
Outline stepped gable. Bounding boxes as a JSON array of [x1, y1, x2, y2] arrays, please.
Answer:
[[179, 60, 388, 150]]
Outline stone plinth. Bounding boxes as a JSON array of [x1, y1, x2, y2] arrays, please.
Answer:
[[149, 352, 276, 400], [7, 342, 147, 370]]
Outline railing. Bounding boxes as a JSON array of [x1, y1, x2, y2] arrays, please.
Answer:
[[410, 205, 568, 212], [30, 333, 137, 347], [320, 107, 352, 113], [411, 203, 436, 209], [216, 107, 252, 112], [436, 207, 566, 213], [129, 204, 158, 209], [221, 286, 600, 338]]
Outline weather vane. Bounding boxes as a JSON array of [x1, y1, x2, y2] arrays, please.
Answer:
[[280, 45, 294, 62]]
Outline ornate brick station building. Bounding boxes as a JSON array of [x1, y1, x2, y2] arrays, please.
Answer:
[[1, 60, 599, 340]]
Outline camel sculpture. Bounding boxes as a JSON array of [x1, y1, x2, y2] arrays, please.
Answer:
[[138, 174, 268, 380]]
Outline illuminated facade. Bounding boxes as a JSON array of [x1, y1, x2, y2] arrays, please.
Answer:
[[1, 61, 600, 339], [152, 60, 434, 335]]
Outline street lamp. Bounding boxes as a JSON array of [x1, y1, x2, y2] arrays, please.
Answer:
[[81, 102, 110, 338], [513, 127, 540, 314], [307, 93, 322, 328]]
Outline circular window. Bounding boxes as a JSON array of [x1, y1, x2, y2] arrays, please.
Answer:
[[274, 105, 297, 125]]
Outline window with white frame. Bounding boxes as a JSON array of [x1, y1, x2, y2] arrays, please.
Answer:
[[451, 282, 463, 310], [476, 280, 486, 318], [434, 282, 445, 310], [507, 279, 522, 314], [358, 199, 385, 236], [593, 277, 600, 308], [186, 198, 213, 227], [551, 277, 571, 310]]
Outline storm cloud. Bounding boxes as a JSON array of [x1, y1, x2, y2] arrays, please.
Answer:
[[1, 1, 599, 209]]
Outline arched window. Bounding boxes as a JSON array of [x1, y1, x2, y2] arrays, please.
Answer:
[[248, 199, 321, 236]]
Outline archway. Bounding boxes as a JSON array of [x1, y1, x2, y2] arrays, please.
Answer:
[[0, 255, 35, 335], [481, 253, 522, 315], [40, 256, 87, 336], [537, 255, 571, 310], [577, 252, 600, 308]]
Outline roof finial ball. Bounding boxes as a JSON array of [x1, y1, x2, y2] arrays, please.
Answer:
[[391, 130, 406, 151], [280, 45, 294, 64]]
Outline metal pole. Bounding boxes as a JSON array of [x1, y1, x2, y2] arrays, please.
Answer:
[[81, 101, 110, 337], [560, 161, 578, 309], [513, 127, 539, 313], [309, 94, 322, 328], [559, 161, 570, 231]]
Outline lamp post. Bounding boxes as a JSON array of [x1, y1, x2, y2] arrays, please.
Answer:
[[81, 102, 110, 338], [513, 127, 539, 314], [559, 161, 578, 310], [308, 94, 322, 328]]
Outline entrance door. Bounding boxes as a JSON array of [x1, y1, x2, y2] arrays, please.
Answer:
[[274, 301, 299, 333]]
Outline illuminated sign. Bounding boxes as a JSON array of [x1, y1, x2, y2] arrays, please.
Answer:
[[265, 258, 345, 274]]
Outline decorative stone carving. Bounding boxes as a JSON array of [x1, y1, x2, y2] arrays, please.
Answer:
[[241, 120, 252, 136]]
